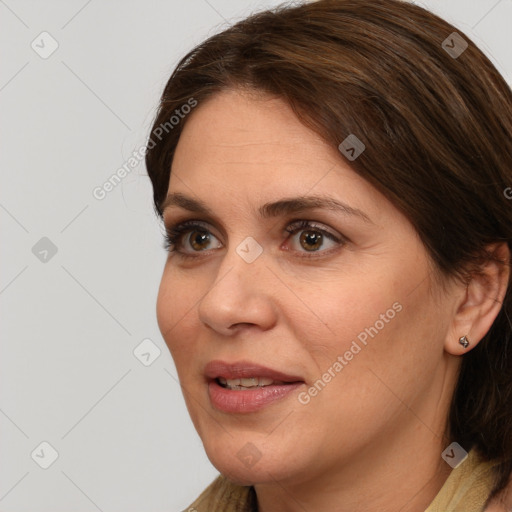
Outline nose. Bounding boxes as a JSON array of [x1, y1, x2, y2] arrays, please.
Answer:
[[197, 245, 278, 336]]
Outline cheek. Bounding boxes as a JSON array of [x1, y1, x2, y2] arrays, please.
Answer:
[[297, 272, 403, 357], [156, 267, 200, 359], [309, 271, 441, 413], [297, 265, 432, 395]]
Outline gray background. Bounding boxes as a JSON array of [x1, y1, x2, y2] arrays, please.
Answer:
[[1, 0, 511, 511]]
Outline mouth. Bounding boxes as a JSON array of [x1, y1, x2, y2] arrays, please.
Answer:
[[204, 360, 305, 413], [215, 376, 292, 390]]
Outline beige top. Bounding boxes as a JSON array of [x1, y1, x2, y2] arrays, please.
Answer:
[[426, 449, 497, 512], [185, 448, 497, 512]]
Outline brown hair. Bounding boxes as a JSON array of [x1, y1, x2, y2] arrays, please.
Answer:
[[145, 0, 512, 499]]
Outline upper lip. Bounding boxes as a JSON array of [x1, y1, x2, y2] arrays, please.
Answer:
[[204, 360, 304, 383]]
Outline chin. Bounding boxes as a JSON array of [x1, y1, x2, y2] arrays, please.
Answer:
[[203, 436, 303, 487]]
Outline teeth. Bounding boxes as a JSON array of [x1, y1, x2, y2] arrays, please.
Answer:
[[240, 377, 260, 388], [218, 376, 279, 389]]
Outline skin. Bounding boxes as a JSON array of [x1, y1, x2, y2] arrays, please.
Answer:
[[486, 477, 512, 512], [156, 88, 510, 512]]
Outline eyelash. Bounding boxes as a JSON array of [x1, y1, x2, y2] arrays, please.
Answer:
[[162, 219, 345, 260]]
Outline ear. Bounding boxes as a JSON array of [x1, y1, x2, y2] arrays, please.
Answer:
[[445, 242, 510, 356]]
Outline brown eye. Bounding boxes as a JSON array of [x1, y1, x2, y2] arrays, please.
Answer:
[[163, 221, 222, 256], [188, 231, 211, 251], [285, 220, 344, 256], [299, 230, 324, 251]]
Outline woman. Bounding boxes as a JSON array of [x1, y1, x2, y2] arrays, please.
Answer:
[[145, 0, 512, 510]]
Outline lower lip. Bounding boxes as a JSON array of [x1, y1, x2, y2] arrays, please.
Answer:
[[208, 379, 304, 413]]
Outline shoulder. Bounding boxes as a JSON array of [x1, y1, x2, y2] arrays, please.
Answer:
[[426, 448, 497, 512], [484, 473, 512, 512], [183, 474, 257, 512]]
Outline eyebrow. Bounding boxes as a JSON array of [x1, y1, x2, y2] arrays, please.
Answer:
[[161, 192, 372, 223]]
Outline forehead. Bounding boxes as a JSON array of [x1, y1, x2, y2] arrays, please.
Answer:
[[171, 90, 350, 186], [166, 89, 386, 223], [174, 89, 329, 166]]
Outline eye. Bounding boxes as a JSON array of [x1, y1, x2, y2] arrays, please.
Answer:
[[283, 220, 345, 257], [163, 219, 346, 259], [163, 220, 222, 257]]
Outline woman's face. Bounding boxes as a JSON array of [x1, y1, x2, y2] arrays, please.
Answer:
[[157, 88, 460, 487]]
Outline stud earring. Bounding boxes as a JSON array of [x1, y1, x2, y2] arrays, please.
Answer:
[[459, 335, 470, 349]]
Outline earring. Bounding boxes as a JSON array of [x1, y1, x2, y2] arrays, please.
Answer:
[[459, 335, 470, 349]]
